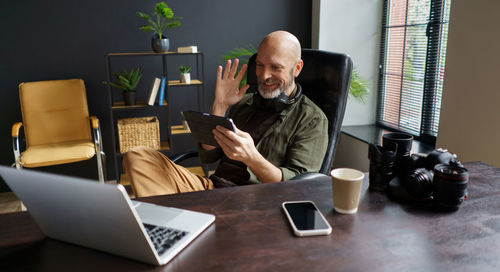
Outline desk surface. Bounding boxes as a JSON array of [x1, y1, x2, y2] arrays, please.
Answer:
[[1, 162, 500, 271]]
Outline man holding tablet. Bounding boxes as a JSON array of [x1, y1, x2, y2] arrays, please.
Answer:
[[123, 31, 328, 197]]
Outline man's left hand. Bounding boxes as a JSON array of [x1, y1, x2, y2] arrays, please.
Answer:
[[212, 125, 257, 163], [212, 125, 283, 183]]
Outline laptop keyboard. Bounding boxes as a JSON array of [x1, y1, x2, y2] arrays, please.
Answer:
[[143, 223, 188, 256]]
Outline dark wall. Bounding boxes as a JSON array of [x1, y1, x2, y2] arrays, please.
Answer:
[[0, 0, 311, 188]]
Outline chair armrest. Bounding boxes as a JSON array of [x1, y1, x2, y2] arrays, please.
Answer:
[[289, 172, 330, 181], [170, 151, 199, 164], [89, 116, 102, 147], [12, 122, 23, 169], [12, 122, 23, 138], [90, 116, 99, 129], [89, 116, 106, 183]]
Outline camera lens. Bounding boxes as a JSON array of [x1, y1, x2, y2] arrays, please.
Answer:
[[368, 144, 396, 192], [382, 132, 413, 157], [403, 168, 434, 199], [382, 133, 414, 178], [433, 164, 469, 211]]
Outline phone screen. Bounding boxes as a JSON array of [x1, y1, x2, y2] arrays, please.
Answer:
[[283, 202, 330, 230]]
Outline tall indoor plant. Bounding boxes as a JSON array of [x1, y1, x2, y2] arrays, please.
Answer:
[[103, 67, 143, 106], [137, 2, 182, 53]]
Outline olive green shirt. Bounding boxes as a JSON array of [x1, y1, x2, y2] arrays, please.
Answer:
[[198, 90, 328, 183]]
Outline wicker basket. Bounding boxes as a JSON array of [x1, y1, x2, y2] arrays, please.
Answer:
[[117, 116, 160, 153]]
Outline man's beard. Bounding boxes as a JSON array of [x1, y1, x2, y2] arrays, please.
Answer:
[[257, 69, 295, 99]]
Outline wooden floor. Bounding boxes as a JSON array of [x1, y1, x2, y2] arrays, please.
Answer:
[[0, 166, 206, 214]]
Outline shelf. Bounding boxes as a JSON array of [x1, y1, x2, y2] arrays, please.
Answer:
[[168, 79, 203, 86], [106, 51, 204, 181], [160, 141, 171, 150], [112, 101, 167, 110], [171, 125, 191, 135]]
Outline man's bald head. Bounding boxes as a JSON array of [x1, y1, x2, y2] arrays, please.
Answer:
[[255, 31, 304, 98], [258, 31, 302, 62]]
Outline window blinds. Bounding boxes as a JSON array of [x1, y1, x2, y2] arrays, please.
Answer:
[[377, 0, 451, 143]]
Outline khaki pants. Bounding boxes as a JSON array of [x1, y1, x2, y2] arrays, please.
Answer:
[[123, 146, 214, 197]]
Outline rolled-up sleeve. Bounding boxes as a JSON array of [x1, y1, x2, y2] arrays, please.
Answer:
[[280, 115, 328, 181]]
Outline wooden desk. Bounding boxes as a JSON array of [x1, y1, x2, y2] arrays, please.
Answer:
[[1, 162, 500, 271]]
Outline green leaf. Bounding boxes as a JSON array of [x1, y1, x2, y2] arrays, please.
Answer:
[[220, 44, 257, 63], [136, 12, 150, 20], [179, 65, 192, 73], [219, 44, 257, 88], [155, 2, 168, 13], [139, 25, 155, 32], [118, 75, 131, 87], [162, 7, 174, 18], [129, 68, 143, 90], [103, 81, 126, 91], [166, 21, 181, 28], [348, 68, 369, 103]]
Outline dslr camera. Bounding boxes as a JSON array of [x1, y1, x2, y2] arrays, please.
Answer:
[[368, 133, 469, 211]]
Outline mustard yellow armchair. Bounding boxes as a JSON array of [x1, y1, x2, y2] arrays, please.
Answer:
[[12, 79, 105, 183]]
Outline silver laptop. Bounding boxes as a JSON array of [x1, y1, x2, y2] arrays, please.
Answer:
[[0, 166, 215, 266]]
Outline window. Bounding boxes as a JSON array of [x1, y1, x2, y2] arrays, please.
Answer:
[[376, 0, 451, 145]]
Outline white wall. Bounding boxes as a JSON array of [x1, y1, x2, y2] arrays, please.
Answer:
[[312, 0, 382, 125], [436, 0, 500, 167]]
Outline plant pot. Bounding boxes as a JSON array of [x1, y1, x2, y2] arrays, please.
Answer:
[[151, 34, 170, 53], [123, 92, 136, 106], [180, 73, 191, 84]]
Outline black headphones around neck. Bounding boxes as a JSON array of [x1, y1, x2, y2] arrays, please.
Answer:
[[254, 83, 303, 112]]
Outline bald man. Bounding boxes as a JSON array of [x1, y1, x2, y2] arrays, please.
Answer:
[[124, 31, 328, 197]]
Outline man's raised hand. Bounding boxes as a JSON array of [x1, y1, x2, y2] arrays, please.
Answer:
[[211, 59, 250, 117]]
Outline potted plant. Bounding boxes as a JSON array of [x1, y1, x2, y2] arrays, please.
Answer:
[[179, 65, 192, 84], [137, 2, 182, 53], [103, 67, 143, 106]]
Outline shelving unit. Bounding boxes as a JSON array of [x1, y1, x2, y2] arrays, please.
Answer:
[[105, 51, 205, 182]]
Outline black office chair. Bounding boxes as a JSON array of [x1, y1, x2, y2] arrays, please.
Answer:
[[173, 49, 352, 180]]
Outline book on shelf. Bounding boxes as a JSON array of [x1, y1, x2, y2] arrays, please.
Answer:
[[147, 77, 162, 106], [157, 77, 166, 106], [177, 46, 198, 53]]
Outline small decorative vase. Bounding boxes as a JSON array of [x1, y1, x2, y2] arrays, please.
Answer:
[[123, 92, 136, 106], [180, 73, 191, 84], [152, 33, 170, 53]]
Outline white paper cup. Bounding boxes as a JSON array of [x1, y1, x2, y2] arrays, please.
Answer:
[[331, 168, 364, 214]]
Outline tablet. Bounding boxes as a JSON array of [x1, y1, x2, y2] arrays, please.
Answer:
[[182, 110, 236, 147]]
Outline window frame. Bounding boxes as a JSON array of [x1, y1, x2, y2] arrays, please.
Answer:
[[376, 0, 450, 146]]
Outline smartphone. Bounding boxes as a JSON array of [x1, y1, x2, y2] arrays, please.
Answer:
[[282, 201, 332, 237]]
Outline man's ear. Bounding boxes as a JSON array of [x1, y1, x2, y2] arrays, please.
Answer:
[[294, 59, 304, 78]]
